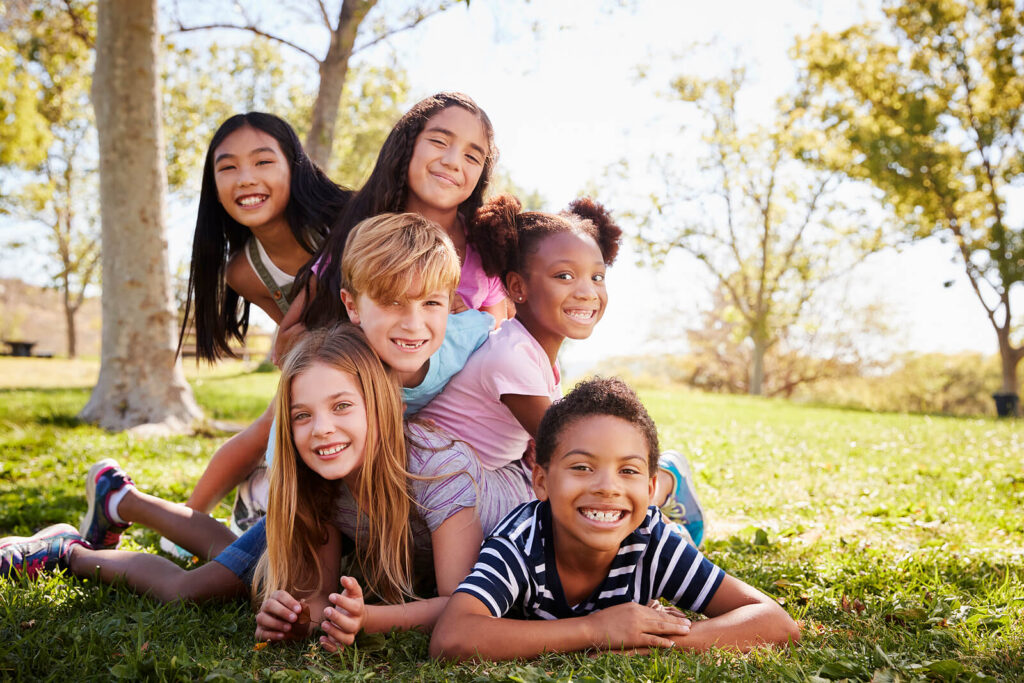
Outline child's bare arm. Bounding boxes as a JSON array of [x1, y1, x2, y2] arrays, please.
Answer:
[[273, 283, 312, 363], [186, 404, 274, 513], [225, 252, 286, 324], [431, 507, 483, 595], [499, 394, 551, 437], [667, 575, 800, 652], [430, 593, 691, 661]]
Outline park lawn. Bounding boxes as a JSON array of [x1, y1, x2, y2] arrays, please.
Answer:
[[1, 366, 1022, 681]]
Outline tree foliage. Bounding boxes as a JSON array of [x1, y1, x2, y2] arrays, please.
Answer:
[[623, 66, 886, 395], [167, 0, 459, 168], [797, 0, 1023, 405], [0, 0, 100, 357]]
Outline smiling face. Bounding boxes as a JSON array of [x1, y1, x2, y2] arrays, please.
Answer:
[[289, 363, 367, 487], [506, 230, 608, 362], [404, 106, 488, 221], [534, 414, 657, 558], [213, 125, 291, 233], [340, 279, 449, 388]]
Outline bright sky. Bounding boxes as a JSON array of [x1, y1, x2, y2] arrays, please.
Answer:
[[4, 0, 1009, 371]]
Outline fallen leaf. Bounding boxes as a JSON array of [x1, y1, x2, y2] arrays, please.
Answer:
[[253, 641, 270, 651], [19, 620, 36, 630]]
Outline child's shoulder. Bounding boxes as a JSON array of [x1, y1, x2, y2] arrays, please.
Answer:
[[488, 499, 544, 543]]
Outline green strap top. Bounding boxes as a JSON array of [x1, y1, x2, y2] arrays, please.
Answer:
[[247, 238, 293, 315]]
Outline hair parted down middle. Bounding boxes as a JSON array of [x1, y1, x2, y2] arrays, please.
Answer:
[[253, 322, 417, 605]]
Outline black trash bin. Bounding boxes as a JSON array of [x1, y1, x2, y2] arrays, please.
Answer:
[[992, 392, 1019, 418]]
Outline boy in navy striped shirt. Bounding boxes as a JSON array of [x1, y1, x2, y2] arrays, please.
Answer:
[[430, 377, 800, 660]]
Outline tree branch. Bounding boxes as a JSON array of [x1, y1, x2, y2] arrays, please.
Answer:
[[351, 3, 452, 55], [170, 22, 321, 62]]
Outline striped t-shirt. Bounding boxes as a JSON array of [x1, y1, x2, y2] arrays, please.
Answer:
[[455, 500, 724, 619]]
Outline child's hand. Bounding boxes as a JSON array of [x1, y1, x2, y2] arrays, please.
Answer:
[[646, 599, 689, 620], [449, 294, 469, 314], [319, 575, 366, 652], [584, 601, 692, 651], [255, 591, 311, 643], [273, 322, 307, 365]]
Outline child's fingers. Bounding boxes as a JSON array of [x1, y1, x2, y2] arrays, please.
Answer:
[[267, 590, 302, 616], [255, 610, 293, 637], [318, 634, 339, 653], [260, 598, 299, 623], [322, 606, 362, 634], [320, 617, 357, 647], [643, 635, 679, 649], [647, 617, 690, 637], [330, 592, 364, 616], [339, 575, 364, 599]]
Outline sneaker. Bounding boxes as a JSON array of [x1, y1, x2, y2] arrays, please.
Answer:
[[230, 463, 269, 535], [0, 524, 89, 578], [658, 450, 705, 546], [81, 458, 134, 549]]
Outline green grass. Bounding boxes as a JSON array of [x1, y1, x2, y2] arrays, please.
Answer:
[[2, 369, 1022, 681]]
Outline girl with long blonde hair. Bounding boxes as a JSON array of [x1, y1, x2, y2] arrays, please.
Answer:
[[253, 323, 487, 648]]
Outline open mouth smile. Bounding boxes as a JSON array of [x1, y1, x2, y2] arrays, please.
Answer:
[[579, 507, 628, 524], [564, 309, 598, 322], [314, 442, 349, 458], [392, 338, 428, 351], [236, 194, 268, 208]]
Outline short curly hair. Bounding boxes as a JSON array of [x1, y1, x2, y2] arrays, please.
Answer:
[[535, 377, 660, 471]]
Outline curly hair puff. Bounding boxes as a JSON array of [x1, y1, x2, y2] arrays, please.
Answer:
[[468, 194, 622, 286]]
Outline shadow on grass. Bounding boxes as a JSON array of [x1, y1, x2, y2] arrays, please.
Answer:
[[0, 487, 87, 535]]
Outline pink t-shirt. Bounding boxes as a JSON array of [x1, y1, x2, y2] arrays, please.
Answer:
[[417, 318, 561, 471], [456, 241, 506, 310]]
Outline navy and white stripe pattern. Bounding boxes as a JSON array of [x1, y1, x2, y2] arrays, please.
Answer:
[[455, 500, 724, 619]]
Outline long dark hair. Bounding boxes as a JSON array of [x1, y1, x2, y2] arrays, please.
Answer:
[[179, 112, 351, 362], [297, 93, 497, 330]]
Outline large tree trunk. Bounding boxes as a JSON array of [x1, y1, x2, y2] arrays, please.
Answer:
[[63, 282, 76, 359], [750, 335, 766, 396], [994, 326, 1021, 417], [304, 0, 375, 168], [81, 0, 201, 432]]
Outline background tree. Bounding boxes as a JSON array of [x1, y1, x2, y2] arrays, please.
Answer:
[[81, 0, 201, 431], [0, 0, 100, 358], [620, 67, 885, 395], [169, 0, 460, 168], [797, 0, 1023, 414]]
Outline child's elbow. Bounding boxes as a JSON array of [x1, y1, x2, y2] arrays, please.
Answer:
[[770, 608, 801, 646], [428, 622, 468, 661]]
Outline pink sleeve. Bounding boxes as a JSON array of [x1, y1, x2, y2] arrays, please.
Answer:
[[478, 275, 507, 308], [478, 336, 551, 399]]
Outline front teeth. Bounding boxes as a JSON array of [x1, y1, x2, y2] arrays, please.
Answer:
[[582, 508, 624, 523], [238, 195, 266, 206], [394, 340, 426, 349], [316, 443, 347, 456], [566, 310, 595, 321]]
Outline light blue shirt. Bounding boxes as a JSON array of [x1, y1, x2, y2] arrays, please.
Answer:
[[265, 309, 494, 465]]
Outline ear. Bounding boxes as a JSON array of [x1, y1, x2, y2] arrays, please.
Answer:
[[340, 289, 360, 324], [532, 462, 549, 501], [647, 473, 657, 505], [505, 271, 527, 305]]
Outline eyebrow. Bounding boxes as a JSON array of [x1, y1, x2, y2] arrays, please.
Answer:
[[214, 147, 278, 164], [290, 391, 359, 411], [561, 449, 647, 464], [424, 126, 487, 157]]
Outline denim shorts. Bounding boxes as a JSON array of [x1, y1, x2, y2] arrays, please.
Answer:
[[211, 517, 266, 584]]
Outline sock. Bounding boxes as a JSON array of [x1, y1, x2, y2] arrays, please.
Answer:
[[106, 485, 132, 525]]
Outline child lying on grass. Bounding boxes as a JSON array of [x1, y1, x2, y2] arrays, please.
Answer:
[[430, 377, 801, 660]]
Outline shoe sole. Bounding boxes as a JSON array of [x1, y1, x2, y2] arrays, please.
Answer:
[[81, 458, 120, 547], [1, 523, 80, 551]]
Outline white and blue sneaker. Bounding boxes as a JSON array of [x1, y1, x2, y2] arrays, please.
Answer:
[[658, 450, 705, 546]]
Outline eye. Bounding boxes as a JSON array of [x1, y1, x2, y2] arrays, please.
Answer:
[[216, 164, 236, 172], [333, 401, 353, 412], [291, 411, 310, 422], [620, 466, 642, 476], [569, 463, 591, 472], [428, 137, 447, 147], [425, 299, 445, 307], [465, 153, 482, 165], [256, 159, 275, 166], [554, 272, 573, 281], [592, 273, 606, 283]]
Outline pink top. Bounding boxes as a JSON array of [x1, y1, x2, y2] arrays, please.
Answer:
[[456, 241, 506, 310], [417, 318, 561, 471]]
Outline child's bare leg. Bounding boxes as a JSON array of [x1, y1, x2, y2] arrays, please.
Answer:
[[186, 403, 274, 514], [67, 545, 246, 603], [118, 488, 237, 560]]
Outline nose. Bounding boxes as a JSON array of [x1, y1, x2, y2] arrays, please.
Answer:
[[440, 144, 461, 171], [311, 411, 333, 437], [399, 304, 424, 331], [590, 467, 621, 497], [574, 277, 599, 301], [237, 164, 256, 186]]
